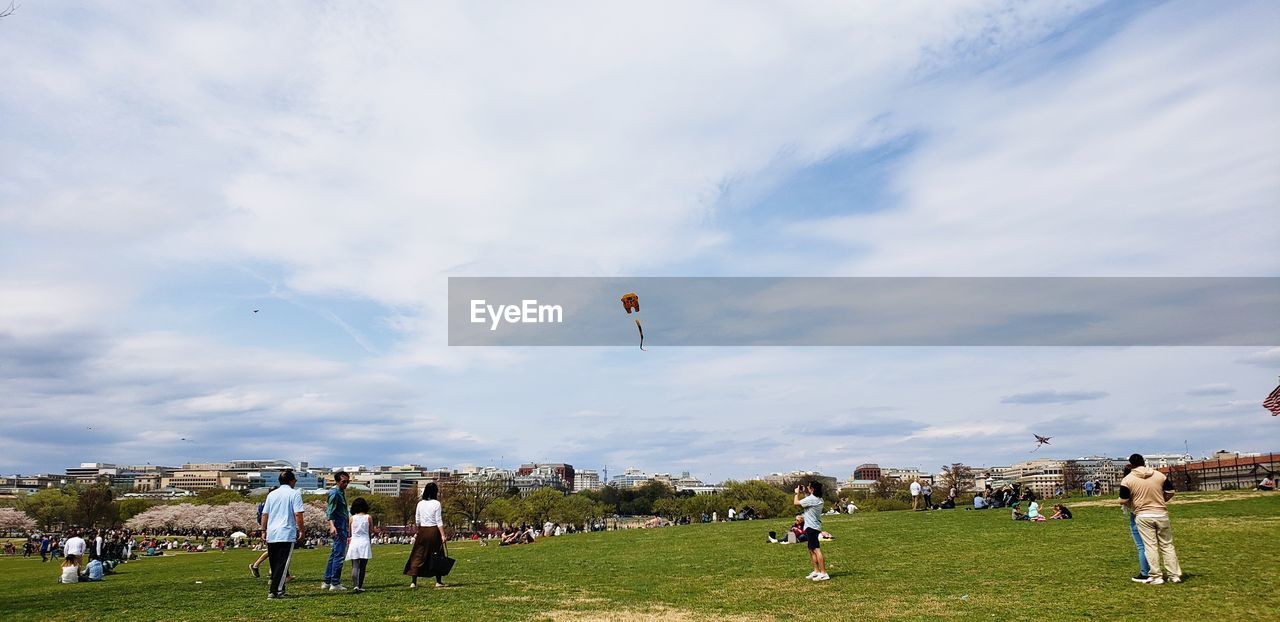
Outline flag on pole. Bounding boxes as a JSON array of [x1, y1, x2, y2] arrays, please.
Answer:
[[1265, 382, 1280, 416]]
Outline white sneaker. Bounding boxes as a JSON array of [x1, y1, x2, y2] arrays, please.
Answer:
[[806, 571, 819, 579], [1167, 575, 1182, 584], [811, 573, 830, 581], [321, 583, 331, 590], [330, 584, 348, 591], [1147, 577, 1164, 585]]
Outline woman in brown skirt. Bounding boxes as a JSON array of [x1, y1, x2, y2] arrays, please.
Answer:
[[403, 482, 448, 588]]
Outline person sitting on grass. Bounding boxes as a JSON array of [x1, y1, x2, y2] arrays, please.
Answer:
[[768, 516, 804, 544], [973, 493, 988, 510], [500, 527, 521, 546], [1025, 499, 1046, 522], [60, 555, 80, 584], [1258, 474, 1276, 491], [790, 515, 806, 543], [1012, 499, 1045, 521], [80, 557, 105, 582], [1050, 504, 1073, 519]]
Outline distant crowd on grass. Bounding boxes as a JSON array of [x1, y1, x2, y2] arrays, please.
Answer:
[[7, 454, 1273, 594], [21, 527, 138, 584]]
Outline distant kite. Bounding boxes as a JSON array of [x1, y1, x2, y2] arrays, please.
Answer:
[[1031, 434, 1052, 452], [621, 292, 644, 351], [253, 309, 260, 314]]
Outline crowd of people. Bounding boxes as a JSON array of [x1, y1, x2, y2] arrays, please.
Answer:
[[910, 480, 961, 510], [40, 528, 135, 584]]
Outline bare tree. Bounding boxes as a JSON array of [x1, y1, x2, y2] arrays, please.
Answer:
[[445, 479, 504, 531], [1061, 460, 1085, 493], [870, 476, 901, 499], [939, 464, 975, 495], [393, 484, 420, 526]]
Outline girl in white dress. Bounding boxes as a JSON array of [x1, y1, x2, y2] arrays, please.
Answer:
[[345, 497, 373, 592]]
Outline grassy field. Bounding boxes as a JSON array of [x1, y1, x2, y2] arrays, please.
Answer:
[[2, 492, 1276, 621]]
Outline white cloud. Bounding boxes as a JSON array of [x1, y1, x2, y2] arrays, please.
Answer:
[[791, 1, 1280, 277]]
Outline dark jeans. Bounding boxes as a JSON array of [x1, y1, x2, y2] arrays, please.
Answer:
[[325, 531, 349, 585], [267, 541, 295, 596]]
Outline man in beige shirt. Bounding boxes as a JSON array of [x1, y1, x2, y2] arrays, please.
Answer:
[[1119, 453, 1182, 584]]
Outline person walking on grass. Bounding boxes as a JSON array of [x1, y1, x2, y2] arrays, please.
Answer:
[[261, 470, 305, 599], [404, 482, 449, 589], [249, 486, 289, 582], [793, 481, 828, 581], [1120, 454, 1182, 585], [323, 471, 352, 591], [346, 497, 374, 593]]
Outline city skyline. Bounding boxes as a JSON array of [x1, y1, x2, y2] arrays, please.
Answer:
[[7, 447, 1260, 485]]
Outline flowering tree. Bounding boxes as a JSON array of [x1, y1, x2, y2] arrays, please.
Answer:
[[125, 504, 203, 532], [124, 500, 320, 534], [0, 507, 37, 532], [303, 500, 328, 533], [224, 502, 259, 531]]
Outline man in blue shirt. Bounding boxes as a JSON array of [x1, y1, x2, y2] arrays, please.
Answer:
[[260, 470, 305, 599], [322, 471, 351, 590], [793, 481, 829, 581]]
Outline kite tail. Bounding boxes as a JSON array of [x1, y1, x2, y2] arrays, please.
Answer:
[[635, 317, 645, 351]]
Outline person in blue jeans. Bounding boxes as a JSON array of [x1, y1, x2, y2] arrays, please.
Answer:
[[322, 471, 352, 590], [1122, 465, 1151, 582]]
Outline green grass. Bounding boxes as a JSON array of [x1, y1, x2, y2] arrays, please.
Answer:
[[2, 492, 1277, 621]]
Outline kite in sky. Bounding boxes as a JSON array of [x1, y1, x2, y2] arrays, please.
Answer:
[[621, 291, 644, 351], [1031, 434, 1052, 452]]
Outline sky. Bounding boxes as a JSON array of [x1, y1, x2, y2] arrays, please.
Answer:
[[2, 0, 1278, 480]]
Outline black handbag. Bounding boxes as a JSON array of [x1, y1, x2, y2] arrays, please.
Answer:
[[426, 542, 455, 576]]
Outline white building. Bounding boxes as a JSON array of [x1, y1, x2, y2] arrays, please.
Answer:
[[574, 470, 602, 492], [611, 467, 653, 490]]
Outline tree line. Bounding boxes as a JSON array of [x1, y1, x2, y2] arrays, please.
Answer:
[[2, 474, 859, 532]]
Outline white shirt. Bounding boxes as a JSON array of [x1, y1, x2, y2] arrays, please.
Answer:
[[415, 499, 443, 526], [909, 482, 921, 496], [262, 484, 305, 543], [95, 536, 103, 555], [63, 537, 86, 557]]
